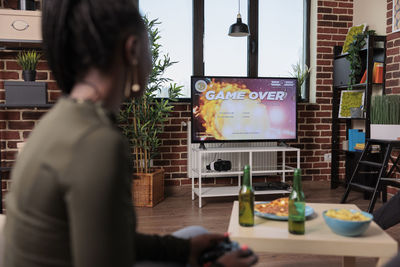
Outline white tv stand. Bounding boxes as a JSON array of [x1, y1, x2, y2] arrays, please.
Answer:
[[190, 146, 300, 208]]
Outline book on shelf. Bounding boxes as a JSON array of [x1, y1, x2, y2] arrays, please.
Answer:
[[359, 62, 384, 84], [348, 129, 365, 152], [373, 62, 383, 83], [360, 69, 367, 84]]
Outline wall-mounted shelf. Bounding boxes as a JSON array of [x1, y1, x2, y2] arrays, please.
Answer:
[[334, 47, 385, 60], [0, 9, 42, 46], [0, 103, 53, 108], [0, 9, 41, 42]]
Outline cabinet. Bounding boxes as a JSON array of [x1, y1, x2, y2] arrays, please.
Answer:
[[331, 35, 386, 189], [190, 146, 300, 208], [0, 9, 42, 43]]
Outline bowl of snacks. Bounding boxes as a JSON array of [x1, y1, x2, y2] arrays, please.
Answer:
[[322, 209, 373, 237]]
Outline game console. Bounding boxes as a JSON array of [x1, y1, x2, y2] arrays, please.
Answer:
[[199, 237, 253, 266]]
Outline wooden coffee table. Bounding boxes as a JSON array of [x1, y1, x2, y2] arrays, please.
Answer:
[[228, 202, 398, 267]]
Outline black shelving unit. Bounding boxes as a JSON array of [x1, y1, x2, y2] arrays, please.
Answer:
[[331, 35, 386, 189], [0, 103, 53, 213]]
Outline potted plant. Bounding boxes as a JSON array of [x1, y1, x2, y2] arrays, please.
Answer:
[[347, 30, 375, 88], [16, 50, 41, 82], [119, 17, 182, 207], [370, 95, 400, 140], [5, 50, 46, 105], [289, 60, 310, 100]]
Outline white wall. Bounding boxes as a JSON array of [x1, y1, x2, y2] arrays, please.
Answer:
[[353, 0, 386, 35], [309, 0, 317, 103]]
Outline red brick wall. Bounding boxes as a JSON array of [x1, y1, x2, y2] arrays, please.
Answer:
[[0, 51, 61, 202], [291, 0, 353, 182], [386, 0, 400, 94], [386, 0, 400, 188], [165, 0, 354, 185], [0, 1, 355, 205]]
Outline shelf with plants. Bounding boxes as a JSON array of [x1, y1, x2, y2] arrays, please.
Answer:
[[334, 47, 385, 60], [331, 33, 386, 189], [334, 83, 384, 90], [334, 117, 366, 122]]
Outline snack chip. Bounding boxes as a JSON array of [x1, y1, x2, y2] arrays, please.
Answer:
[[325, 209, 370, 221]]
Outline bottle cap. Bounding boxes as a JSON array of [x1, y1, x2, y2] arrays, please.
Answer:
[[294, 168, 301, 176], [244, 165, 250, 171]]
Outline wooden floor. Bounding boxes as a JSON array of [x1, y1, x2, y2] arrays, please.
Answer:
[[135, 181, 400, 267]]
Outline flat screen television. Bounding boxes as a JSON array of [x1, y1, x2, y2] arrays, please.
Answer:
[[191, 76, 297, 143]]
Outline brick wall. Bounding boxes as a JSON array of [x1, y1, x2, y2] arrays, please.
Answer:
[[0, 1, 355, 205], [386, 0, 400, 95], [0, 51, 61, 201], [290, 0, 353, 182], [386, 0, 400, 188], [163, 0, 354, 186]]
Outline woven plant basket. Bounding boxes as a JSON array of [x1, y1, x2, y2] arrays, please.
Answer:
[[132, 168, 164, 207]]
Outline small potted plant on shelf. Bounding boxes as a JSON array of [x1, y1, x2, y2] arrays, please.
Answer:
[[16, 50, 41, 82], [119, 17, 182, 207], [289, 61, 310, 101], [370, 95, 400, 140]]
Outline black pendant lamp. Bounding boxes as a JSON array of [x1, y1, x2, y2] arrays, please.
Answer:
[[228, 0, 250, 37]]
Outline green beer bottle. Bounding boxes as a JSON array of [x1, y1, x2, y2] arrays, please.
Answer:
[[288, 168, 305, 235], [239, 165, 254, 227]]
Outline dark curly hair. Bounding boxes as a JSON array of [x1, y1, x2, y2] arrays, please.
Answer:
[[42, 0, 146, 94]]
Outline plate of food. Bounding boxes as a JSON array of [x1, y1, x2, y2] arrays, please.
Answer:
[[254, 197, 314, 221]]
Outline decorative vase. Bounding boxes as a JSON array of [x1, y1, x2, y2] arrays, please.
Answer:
[[22, 70, 36, 82]]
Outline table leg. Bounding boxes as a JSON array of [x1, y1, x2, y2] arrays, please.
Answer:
[[192, 175, 194, 200], [297, 150, 300, 168], [199, 173, 202, 208], [198, 152, 202, 208], [282, 151, 286, 182], [249, 152, 253, 186], [342, 256, 355, 267], [376, 257, 393, 267], [192, 149, 195, 201]]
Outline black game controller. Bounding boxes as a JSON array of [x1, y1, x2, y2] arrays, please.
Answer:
[[199, 237, 253, 266]]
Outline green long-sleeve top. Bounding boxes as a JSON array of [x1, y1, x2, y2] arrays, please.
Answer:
[[3, 98, 190, 267]]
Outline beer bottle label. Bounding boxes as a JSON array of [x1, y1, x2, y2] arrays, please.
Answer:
[[290, 202, 305, 221]]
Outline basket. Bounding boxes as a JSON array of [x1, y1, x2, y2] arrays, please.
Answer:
[[132, 168, 164, 207]]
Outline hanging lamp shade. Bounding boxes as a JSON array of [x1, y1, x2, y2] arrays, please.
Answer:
[[228, 14, 250, 37]]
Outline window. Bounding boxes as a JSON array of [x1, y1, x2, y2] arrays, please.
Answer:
[[139, 0, 193, 98], [139, 0, 309, 100], [258, 0, 308, 99], [258, 0, 304, 77], [204, 0, 248, 76]]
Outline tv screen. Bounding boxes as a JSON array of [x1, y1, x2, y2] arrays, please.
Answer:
[[191, 76, 297, 143]]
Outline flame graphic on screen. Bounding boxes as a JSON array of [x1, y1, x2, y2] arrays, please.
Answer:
[[197, 80, 269, 140]]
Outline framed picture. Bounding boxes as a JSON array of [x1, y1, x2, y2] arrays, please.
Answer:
[[339, 90, 365, 118], [341, 24, 367, 55], [394, 0, 400, 33]]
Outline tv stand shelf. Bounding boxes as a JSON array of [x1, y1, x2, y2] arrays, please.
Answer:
[[190, 146, 300, 208]]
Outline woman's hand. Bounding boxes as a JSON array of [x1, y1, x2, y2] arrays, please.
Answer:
[[189, 233, 258, 267], [189, 233, 226, 266], [215, 248, 258, 267]]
